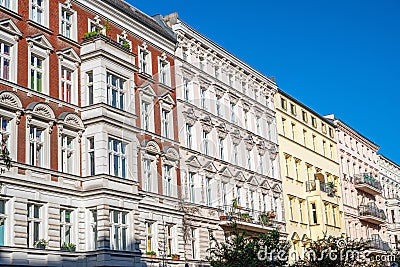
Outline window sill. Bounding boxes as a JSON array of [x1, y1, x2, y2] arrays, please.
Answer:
[[0, 5, 22, 20], [158, 82, 173, 92], [57, 34, 81, 47], [27, 20, 53, 35], [138, 72, 154, 82]]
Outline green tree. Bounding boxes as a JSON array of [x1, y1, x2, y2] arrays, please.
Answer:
[[291, 235, 386, 267], [207, 223, 290, 267], [0, 133, 11, 174]]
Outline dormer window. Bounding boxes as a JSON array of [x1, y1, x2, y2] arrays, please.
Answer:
[[117, 31, 132, 51], [88, 16, 104, 35]]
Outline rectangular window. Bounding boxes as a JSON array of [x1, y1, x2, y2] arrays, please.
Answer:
[[230, 102, 236, 123], [221, 182, 227, 207], [0, 42, 10, 80], [311, 203, 317, 224], [311, 117, 317, 128], [188, 172, 195, 203], [108, 138, 126, 178], [295, 161, 300, 181], [246, 149, 251, 170], [145, 222, 154, 252], [244, 110, 248, 128], [299, 201, 303, 222], [143, 159, 152, 191], [88, 137, 95, 176], [29, 127, 43, 167], [290, 103, 296, 115], [218, 138, 224, 160], [259, 155, 264, 175], [0, 200, 7, 246], [242, 81, 247, 93], [163, 165, 172, 197], [232, 144, 238, 165], [216, 96, 222, 117], [289, 198, 294, 220], [281, 118, 286, 136], [159, 60, 170, 85], [191, 228, 197, 259], [228, 74, 234, 87], [332, 206, 337, 226], [205, 177, 212, 206], [325, 204, 329, 225], [141, 101, 150, 131], [236, 186, 242, 206], [182, 48, 188, 61], [60, 209, 72, 247], [312, 135, 317, 151], [89, 209, 97, 250], [28, 204, 42, 247], [262, 193, 267, 212], [321, 123, 327, 134], [329, 127, 334, 138], [281, 97, 287, 110], [0, 117, 10, 150], [285, 156, 290, 177], [200, 87, 206, 109], [214, 66, 219, 79], [166, 225, 175, 256], [87, 72, 94, 105], [322, 140, 327, 156], [139, 48, 150, 74], [110, 210, 128, 250], [199, 57, 205, 70], [291, 123, 296, 140], [186, 124, 192, 149], [31, 0, 44, 24], [30, 55, 43, 92], [60, 68, 72, 103], [161, 109, 171, 138], [107, 73, 125, 110], [61, 8, 72, 38], [330, 144, 334, 158], [0, 0, 10, 9], [303, 130, 307, 146], [183, 79, 189, 102], [202, 130, 209, 155], [61, 135, 74, 174], [302, 110, 308, 122], [256, 116, 261, 135]]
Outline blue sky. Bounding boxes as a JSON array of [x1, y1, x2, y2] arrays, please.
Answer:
[[129, 0, 400, 164]]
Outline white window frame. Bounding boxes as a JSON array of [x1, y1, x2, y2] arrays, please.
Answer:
[[186, 124, 192, 149], [27, 37, 51, 95], [205, 177, 212, 206], [216, 95, 222, 117], [200, 87, 207, 109], [28, 126, 44, 167], [0, 199, 8, 246], [218, 137, 224, 160], [158, 56, 171, 86], [188, 172, 195, 203], [163, 164, 173, 197], [117, 33, 132, 52], [183, 78, 190, 102], [143, 158, 153, 192], [60, 67, 73, 103], [88, 209, 97, 250], [230, 101, 236, 123], [27, 203, 43, 248], [232, 143, 238, 165], [161, 109, 171, 139], [87, 137, 95, 176], [145, 221, 155, 253], [59, 3, 77, 41], [30, 0, 49, 26], [60, 134, 75, 174], [166, 224, 176, 256], [30, 54, 44, 93], [107, 72, 126, 110], [110, 210, 128, 251], [191, 228, 198, 259], [202, 130, 209, 155], [108, 138, 126, 179], [139, 45, 152, 75], [88, 17, 104, 35], [60, 209, 73, 246]]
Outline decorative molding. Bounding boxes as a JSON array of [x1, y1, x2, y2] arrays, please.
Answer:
[[216, 122, 228, 139], [182, 108, 197, 126], [141, 139, 161, 156], [200, 115, 213, 133]]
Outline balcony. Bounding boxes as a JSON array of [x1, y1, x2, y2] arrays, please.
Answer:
[[368, 235, 390, 253], [305, 180, 337, 197], [354, 173, 382, 195], [359, 203, 386, 225], [218, 206, 277, 233], [386, 194, 400, 202]]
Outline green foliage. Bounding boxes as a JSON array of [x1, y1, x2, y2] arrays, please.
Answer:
[[207, 223, 290, 267], [0, 134, 11, 178], [291, 235, 385, 267], [34, 239, 48, 248], [62, 242, 76, 252], [83, 31, 98, 38], [121, 41, 131, 49], [146, 251, 156, 255]]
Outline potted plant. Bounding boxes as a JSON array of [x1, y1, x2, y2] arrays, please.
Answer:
[[267, 212, 276, 218], [61, 242, 76, 252], [259, 214, 270, 225], [232, 198, 238, 209], [146, 251, 157, 258], [34, 239, 48, 250], [219, 215, 227, 220], [121, 41, 131, 50], [170, 254, 180, 260], [83, 31, 98, 38]]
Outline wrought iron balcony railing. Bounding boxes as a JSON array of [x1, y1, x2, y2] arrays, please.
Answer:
[[218, 205, 277, 227], [359, 203, 386, 223], [354, 173, 382, 192], [305, 180, 337, 197]]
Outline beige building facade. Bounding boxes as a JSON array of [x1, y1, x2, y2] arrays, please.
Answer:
[[276, 90, 345, 257]]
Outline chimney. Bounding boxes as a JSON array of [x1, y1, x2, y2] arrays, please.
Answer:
[[163, 12, 179, 27]]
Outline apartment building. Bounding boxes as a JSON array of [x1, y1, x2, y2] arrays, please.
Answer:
[[162, 12, 286, 261], [275, 90, 345, 257], [326, 115, 389, 253], [0, 0, 188, 266], [379, 154, 400, 250]]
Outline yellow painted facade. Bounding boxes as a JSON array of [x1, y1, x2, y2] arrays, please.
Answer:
[[275, 90, 345, 257]]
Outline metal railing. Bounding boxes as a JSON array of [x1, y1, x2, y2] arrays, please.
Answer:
[[368, 235, 390, 251], [354, 173, 382, 191], [218, 205, 277, 227], [386, 193, 400, 201], [359, 203, 386, 221]]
